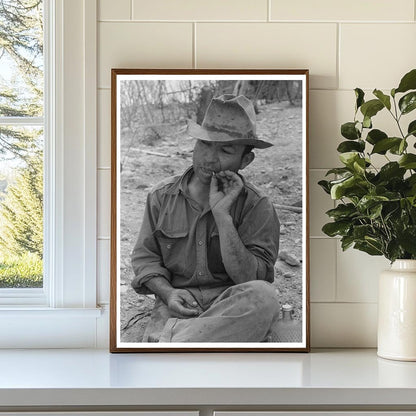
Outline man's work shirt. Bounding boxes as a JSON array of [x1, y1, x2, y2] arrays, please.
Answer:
[[131, 166, 280, 310]]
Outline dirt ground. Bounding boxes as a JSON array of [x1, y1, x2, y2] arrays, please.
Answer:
[[119, 100, 304, 342]]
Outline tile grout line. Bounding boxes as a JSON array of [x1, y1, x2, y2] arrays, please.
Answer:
[[97, 19, 415, 24], [267, 0, 271, 22], [311, 301, 378, 305]]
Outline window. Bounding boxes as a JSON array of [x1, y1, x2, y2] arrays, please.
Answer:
[[0, 0, 45, 295], [0, 0, 101, 348]]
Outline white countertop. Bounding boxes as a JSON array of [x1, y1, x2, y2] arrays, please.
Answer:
[[0, 348, 416, 407]]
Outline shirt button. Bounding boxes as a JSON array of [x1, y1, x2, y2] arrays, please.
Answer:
[[166, 244, 172, 249], [198, 240, 203, 246], [198, 271, 203, 276]]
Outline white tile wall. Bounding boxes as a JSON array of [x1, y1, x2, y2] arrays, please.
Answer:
[[196, 23, 338, 90], [98, 22, 193, 88], [336, 246, 389, 303], [311, 303, 378, 347], [309, 90, 354, 169], [270, 0, 415, 22], [132, 0, 268, 21], [339, 24, 416, 90], [310, 239, 336, 302], [99, 0, 131, 21], [96, 0, 416, 347]]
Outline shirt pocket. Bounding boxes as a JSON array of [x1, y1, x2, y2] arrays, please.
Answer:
[[154, 227, 189, 276]]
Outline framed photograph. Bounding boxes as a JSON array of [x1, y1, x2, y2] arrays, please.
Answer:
[[110, 69, 310, 352]]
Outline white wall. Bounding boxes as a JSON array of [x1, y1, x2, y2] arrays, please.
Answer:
[[95, 0, 416, 348]]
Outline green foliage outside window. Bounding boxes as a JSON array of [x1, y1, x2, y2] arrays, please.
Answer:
[[0, 0, 44, 288]]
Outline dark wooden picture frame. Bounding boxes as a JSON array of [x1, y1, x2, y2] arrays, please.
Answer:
[[110, 69, 310, 352]]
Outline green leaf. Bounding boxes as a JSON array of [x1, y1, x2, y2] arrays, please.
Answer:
[[386, 240, 403, 263], [339, 152, 360, 167], [378, 162, 406, 181], [399, 139, 407, 154], [399, 154, 416, 169], [373, 89, 391, 110], [410, 206, 416, 223], [406, 174, 416, 189], [330, 175, 367, 200], [360, 99, 384, 119], [353, 224, 374, 240], [405, 174, 416, 197], [330, 176, 355, 199], [357, 195, 389, 212], [341, 235, 355, 251], [337, 140, 365, 153], [318, 180, 331, 194], [355, 88, 365, 110], [399, 92, 416, 115], [325, 167, 352, 176], [389, 139, 408, 155], [408, 174, 416, 186], [369, 203, 383, 220], [365, 236, 384, 251], [371, 137, 402, 154], [407, 196, 416, 207], [396, 69, 416, 94], [341, 122, 360, 140], [322, 221, 351, 237], [353, 158, 366, 174], [384, 203, 400, 222], [398, 227, 416, 255], [326, 203, 357, 220], [366, 129, 387, 145], [407, 120, 416, 138], [363, 115, 372, 129], [391, 88, 396, 97], [354, 241, 383, 256], [339, 152, 370, 170]]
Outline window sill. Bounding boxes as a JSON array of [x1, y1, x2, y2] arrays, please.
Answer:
[[0, 306, 102, 316], [0, 307, 103, 348]]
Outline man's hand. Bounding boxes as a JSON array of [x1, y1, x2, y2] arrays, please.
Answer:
[[167, 289, 201, 318], [209, 170, 243, 217]]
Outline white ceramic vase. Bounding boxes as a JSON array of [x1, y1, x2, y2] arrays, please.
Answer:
[[378, 259, 416, 361]]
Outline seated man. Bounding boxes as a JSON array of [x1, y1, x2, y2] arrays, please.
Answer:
[[131, 94, 280, 343]]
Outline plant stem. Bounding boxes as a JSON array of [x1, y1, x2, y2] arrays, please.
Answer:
[[380, 214, 391, 241], [391, 97, 406, 139]]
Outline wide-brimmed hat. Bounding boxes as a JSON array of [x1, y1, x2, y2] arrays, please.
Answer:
[[187, 94, 273, 149]]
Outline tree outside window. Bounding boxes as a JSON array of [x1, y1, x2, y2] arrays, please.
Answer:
[[0, 0, 44, 288]]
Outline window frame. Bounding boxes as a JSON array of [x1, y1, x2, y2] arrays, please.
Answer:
[[0, 0, 100, 348]]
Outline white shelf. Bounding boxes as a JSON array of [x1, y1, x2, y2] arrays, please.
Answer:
[[0, 349, 415, 408]]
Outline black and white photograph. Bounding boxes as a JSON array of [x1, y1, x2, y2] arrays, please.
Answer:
[[110, 69, 309, 352]]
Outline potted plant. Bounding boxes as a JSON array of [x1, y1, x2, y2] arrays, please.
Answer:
[[319, 68, 416, 361]]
